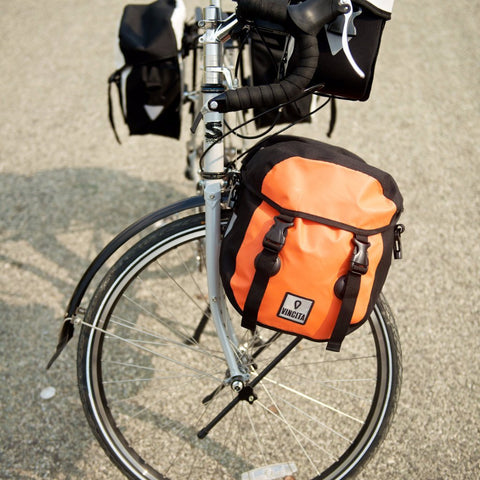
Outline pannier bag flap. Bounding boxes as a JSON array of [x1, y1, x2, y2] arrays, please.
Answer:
[[220, 136, 403, 350], [119, 0, 181, 63], [242, 138, 401, 231]]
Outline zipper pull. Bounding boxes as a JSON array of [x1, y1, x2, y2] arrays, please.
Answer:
[[393, 224, 405, 260]]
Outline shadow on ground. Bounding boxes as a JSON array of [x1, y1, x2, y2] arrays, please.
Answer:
[[0, 166, 189, 479]]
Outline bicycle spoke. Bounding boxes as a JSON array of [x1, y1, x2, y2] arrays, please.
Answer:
[[123, 278, 207, 345], [108, 314, 224, 360], [258, 375, 364, 424], [258, 382, 322, 472], [82, 320, 224, 383], [78, 214, 401, 480]]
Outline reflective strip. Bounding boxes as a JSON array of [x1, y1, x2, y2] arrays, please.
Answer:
[[120, 66, 132, 118], [171, 0, 186, 50]]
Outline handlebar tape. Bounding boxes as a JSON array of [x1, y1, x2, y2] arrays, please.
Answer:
[[210, 33, 318, 113], [209, 0, 345, 113], [236, 0, 289, 25]]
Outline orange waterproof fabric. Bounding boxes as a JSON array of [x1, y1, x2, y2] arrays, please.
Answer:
[[230, 201, 385, 339], [261, 156, 398, 230]]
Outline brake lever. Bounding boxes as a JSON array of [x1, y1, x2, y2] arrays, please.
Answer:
[[339, 0, 365, 78]]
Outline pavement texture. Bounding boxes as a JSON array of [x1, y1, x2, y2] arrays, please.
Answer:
[[1, 0, 479, 479]]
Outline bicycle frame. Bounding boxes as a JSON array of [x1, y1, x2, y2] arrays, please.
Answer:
[[49, 4, 402, 476], [47, 0, 246, 374], [199, 2, 249, 385]]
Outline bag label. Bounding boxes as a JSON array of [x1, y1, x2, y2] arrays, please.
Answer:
[[277, 293, 314, 325]]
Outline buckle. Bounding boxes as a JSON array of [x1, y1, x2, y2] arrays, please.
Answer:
[[350, 236, 370, 275], [262, 215, 295, 253]]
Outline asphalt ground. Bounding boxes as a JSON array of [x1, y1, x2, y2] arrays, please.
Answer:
[[1, 0, 479, 478]]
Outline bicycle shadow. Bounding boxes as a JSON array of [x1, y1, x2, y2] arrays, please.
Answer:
[[0, 299, 110, 479], [0, 166, 190, 478], [0, 166, 188, 295]]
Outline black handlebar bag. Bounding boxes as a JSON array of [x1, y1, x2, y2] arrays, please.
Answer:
[[109, 0, 185, 141], [312, 0, 394, 100], [220, 135, 403, 351], [249, 0, 394, 105]]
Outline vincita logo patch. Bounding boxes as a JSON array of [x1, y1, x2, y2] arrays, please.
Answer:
[[277, 293, 314, 325]]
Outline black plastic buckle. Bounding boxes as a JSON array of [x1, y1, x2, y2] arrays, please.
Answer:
[[262, 215, 295, 253], [350, 236, 370, 275]]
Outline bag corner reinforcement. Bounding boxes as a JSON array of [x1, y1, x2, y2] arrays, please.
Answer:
[[220, 135, 404, 351]]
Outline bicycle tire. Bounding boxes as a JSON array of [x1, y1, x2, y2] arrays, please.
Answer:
[[77, 212, 402, 480]]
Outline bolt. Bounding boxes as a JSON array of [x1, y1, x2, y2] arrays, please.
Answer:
[[231, 380, 243, 392], [209, 100, 218, 111]]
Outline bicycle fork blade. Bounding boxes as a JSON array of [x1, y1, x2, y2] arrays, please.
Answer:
[[197, 335, 302, 439]]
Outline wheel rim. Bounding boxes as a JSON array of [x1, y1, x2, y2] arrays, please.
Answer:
[[79, 217, 399, 480]]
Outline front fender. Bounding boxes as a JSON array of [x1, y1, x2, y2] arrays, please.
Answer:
[[47, 195, 205, 369]]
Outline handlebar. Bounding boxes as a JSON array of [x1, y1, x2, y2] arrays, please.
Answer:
[[208, 0, 350, 114]]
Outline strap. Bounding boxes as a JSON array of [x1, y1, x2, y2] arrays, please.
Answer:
[[242, 249, 279, 330], [326, 97, 337, 138], [108, 70, 123, 145], [327, 234, 370, 352], [242, 214, 294, 331]]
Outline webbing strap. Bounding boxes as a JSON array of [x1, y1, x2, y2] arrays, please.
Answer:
[[242, 221, 369, 352], [241, 214, 294, 331], [326, 97, 337, 138], [326, 271, 361, 351], [327, 234, 370, 351], [108, 70, 123, 145], [242, 250, 278, 331]]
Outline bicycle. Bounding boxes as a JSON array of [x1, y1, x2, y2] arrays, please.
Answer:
[[48, 0, 402, 478]]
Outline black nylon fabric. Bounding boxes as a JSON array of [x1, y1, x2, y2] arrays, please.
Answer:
[[249, 28, 313, 127], [312, 7, 385, 100], [120, 0, 177, 63], [110, 0, 182, 139], [124, 62, 181, 137], [355, 0, 392, 19], [246, 3, 388, 105]]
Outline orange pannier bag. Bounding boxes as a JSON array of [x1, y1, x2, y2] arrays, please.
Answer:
[[220, 136, 404, 351]]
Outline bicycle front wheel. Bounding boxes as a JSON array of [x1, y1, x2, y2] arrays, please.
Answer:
[[77, 212, 402, 480]]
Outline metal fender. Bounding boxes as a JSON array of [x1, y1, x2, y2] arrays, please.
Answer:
[[47, 195, 205, 369]]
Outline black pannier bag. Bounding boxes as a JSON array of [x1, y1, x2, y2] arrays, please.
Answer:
[[220, 135, 403, 351], [108, 0, 185, 141]]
